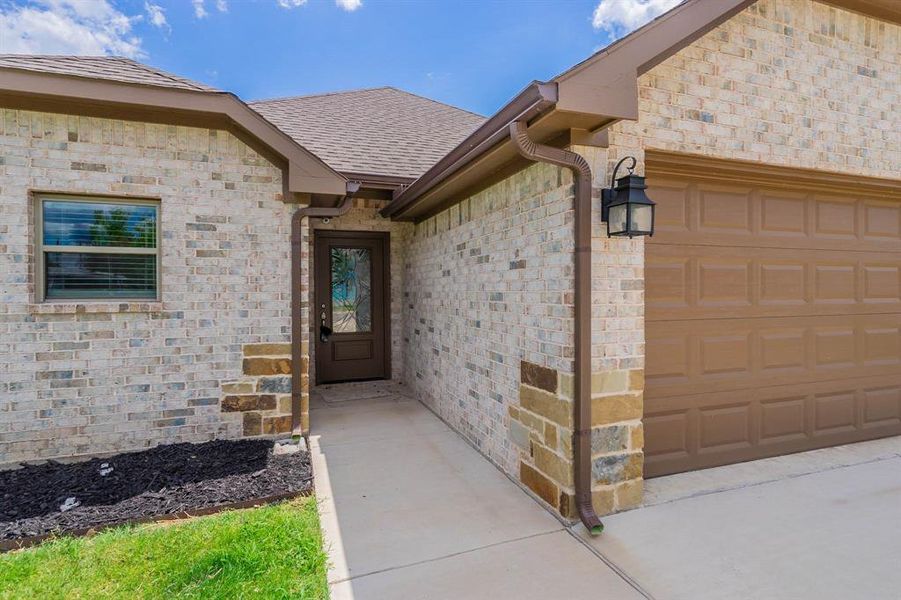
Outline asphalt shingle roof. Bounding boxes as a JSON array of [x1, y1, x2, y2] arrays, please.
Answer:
[[251, 87, 485, 180], [0, 55, 219, 92]]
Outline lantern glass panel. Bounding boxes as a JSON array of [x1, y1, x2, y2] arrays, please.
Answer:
[[630, 203, 654, 233], [608, 203, 628, 235]]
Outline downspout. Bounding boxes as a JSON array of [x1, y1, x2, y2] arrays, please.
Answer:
[[290, 181, 361, 435], [509, 120, 603, 535]]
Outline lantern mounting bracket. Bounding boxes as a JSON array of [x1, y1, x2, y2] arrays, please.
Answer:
[[601, 156, 637, 222]]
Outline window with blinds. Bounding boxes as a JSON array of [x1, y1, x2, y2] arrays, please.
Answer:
[[36, 196, 160, 301]]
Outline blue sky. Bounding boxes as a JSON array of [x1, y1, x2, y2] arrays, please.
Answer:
[[0, 0, 679, 115]]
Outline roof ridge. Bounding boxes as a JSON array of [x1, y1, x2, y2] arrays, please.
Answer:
[[251, 85, 485, 120], [0, 54, 217, 92], [0, 53, 110, 58], [249, 86, 396, 105], [110, 57, 216, 92], [382, 86, 485, 119]]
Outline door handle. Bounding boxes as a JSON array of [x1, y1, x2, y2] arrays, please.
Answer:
[[319, 303, 331, 342]]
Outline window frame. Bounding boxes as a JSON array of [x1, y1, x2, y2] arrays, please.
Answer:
[[34, 194, 162, 302]]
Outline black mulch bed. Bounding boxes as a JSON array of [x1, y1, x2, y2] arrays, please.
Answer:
[[0, 439, 313, 543]]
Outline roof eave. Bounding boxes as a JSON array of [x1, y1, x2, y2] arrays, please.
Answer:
[[381, 0, 759, 222], [554, 0, 754, 116], [0, 68, 347, 197], [382, 81, 559, 220]]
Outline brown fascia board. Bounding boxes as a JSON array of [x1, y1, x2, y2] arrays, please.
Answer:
[[0, 68, 347, 198], [381, 81, 559, 220], [382, 0, 759, 221], [817, 0, 901, 23]]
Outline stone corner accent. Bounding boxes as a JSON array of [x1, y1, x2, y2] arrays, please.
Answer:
[[512, 363, 576, 520], [512, 364, 646, 520], [220, 343, 307, 438], [520, 360, 558, 394], [588, 368, 645, 514]]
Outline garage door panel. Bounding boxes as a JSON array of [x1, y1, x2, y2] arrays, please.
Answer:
[[812, 390, 858, 435], [862, 386, 901, 428], [698, 332, 752, 377], [648, 177, 899, 253], [647, 245, 901, 320], [759, 395, 807, 444], [697, 185, 753, 233], [648, 314, 901, 399], [652, 180, 692, 232], [645, 333, 691, 384], [760, 190, 808, 236], [643, 411, 692, 463], [814, 194, 857, 239], [645, 256, 690, 309], [644, 155, 901, 477], [863, 264, 900, 302], [644, 374, 901, 477], [760, 262, 806, 307], [863, 200, 901, 240], [697, 403, 753, 452], [697, 259, 752, 308], [863, 327, 901, 365]]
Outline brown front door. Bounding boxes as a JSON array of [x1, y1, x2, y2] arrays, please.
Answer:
[[314, 230, 390, 384], [643, 152, 901, 477]]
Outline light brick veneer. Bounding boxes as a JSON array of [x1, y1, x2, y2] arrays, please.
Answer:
[[607, 0, 900, 179], [0, 110, 303, 464], [403, 162, 579, 474]]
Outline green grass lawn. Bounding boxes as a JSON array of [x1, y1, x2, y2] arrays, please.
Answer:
[[0, 497, 328, 600]]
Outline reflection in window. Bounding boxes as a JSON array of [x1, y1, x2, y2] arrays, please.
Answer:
[[39, 198, 159, 301], [330, 248, 371, 333]]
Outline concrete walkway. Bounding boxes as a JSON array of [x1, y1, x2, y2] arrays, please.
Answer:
[[309, 381, 645, 600], [311, 381, 901, 600]]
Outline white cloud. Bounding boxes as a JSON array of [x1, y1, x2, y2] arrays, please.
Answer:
[[0, 0, 144, 57], [335, 0, 361, 11], [192, 0, 207, 18], [144, 2, 169, 30], [277, 0, 307, 7], [591, 0, 681, 34], [216, 0, 228, 12]]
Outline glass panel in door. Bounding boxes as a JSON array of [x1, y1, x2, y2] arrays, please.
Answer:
[[330, 247, 372, 333]]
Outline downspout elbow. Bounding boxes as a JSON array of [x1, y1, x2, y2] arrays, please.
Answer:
[[509, 121, 603, 535]]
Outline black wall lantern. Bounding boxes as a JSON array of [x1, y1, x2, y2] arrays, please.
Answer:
[[601, 156, 656, 238]]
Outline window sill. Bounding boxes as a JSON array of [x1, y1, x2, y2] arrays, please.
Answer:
[[29, 301, 164, 315]]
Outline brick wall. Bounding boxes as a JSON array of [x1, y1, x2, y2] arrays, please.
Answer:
[[607, 0, 900, 178], [0, 110, 303, 464], [403, 162, 577, 474]]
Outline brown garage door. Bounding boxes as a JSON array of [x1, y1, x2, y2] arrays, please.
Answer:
[[644, 152, 901, 477]]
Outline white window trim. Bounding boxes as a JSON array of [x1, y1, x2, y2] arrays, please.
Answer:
[[34, 194, 162, 303]]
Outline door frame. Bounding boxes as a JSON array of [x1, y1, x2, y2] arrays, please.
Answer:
[[312, 229, 391, 385]]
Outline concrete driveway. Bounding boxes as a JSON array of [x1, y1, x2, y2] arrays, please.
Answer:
[[310, 382, 901, 600], [581, 436, 901, 600]]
